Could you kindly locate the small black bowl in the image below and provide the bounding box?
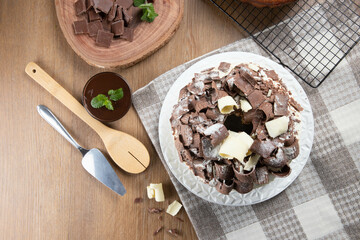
[82,72,132,122]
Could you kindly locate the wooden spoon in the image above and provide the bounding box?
[25,62,150,174]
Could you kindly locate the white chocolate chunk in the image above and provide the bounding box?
[218,96,238,114]
[265,116,289,138]
[147,183,165,202]
[240,99,252,113]
[244,154,260,171]
[150,183,165,202]
[267,89,272,97]
[166,200,183,216]
[147,186,155,199]
[219,131,254,162]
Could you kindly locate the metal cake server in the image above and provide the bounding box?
[37,105,126,196]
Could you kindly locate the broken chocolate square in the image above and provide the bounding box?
[120,27,134,41]
[95,0,113,14]
[111,20,124,36]
[107,3,118,21]
[73,19,89,34]
[87,7,101,21]
[114,6,123,21]
[88,20,103,37]
[115,0,133,9]
[101,20,112,32]
[75,0,87,15]
[122,7,133,24]
[95,30,114,47]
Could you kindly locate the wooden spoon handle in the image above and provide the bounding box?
[25,62,107,134]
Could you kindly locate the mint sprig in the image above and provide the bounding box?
[133,0,158,23]
[90,88,124,111]
[108,88,124,101]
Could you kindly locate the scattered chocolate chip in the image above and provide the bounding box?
[148,208,163,214]
[134,197,143,203]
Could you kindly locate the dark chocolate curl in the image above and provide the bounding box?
[283,138,299,160]
[250,139,277,158]
[255,166,269,185]
[270,164,292,177]
[215,179,234,195]
[234,179,254,194]
[179,125,193,147]
[258,102,274,121]
[215,162,234,180]
[262,148,288,169]
[233,165,256,183]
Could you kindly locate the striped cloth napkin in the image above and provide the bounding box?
[132,37,360,240]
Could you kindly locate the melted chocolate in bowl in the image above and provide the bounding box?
[83,72,132,122]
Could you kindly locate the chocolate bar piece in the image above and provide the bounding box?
[95,30,114,47]
[88,20,103,37]
[120,27,134,42]
[111,20,124,36]
[95,0,113,14]
[73,19,89,34]
[87,8,101,22]
[122,7,133,25]
[75,0,86,15]
[114,6,123,21]
[115,0,133,9]
[86,0,94,10]
[101,20,112,32]
[108,3,118,21]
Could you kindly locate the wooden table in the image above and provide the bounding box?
[0,1,245,239]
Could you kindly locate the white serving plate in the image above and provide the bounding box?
[159,52,314,206]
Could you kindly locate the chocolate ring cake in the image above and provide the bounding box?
[170,62,303,195]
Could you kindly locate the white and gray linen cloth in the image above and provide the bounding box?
[132,9,360,240]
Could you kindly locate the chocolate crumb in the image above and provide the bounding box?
[176,217,184,222]
[148,208,163,214]
[153,226,163,236]
[167,229,180,237]
[134,197,143,203]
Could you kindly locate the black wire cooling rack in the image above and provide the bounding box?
[209,0,360,88]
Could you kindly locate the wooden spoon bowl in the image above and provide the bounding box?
[55,0,184,68]
[25,62,150,174]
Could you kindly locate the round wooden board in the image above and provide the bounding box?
[55,0,184,68]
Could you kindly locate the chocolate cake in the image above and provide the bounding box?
[170,62,302,195]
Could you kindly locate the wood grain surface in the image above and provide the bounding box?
[0,0,245,239]
[55,0,184,68]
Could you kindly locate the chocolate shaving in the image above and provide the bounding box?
[258,101,274,121]
[283,138,299,160]
[203,123,229,146]
[218,62,231,72]
[274,93,289,116]
[148,208,163,214]
[153,226,163,236]
[234,75,254,96]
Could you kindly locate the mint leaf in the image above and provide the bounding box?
[91,94,108,108]
[108,88,124,101]
[104,99,114,110]
[134,0,145,7]
[138,3,158,23]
